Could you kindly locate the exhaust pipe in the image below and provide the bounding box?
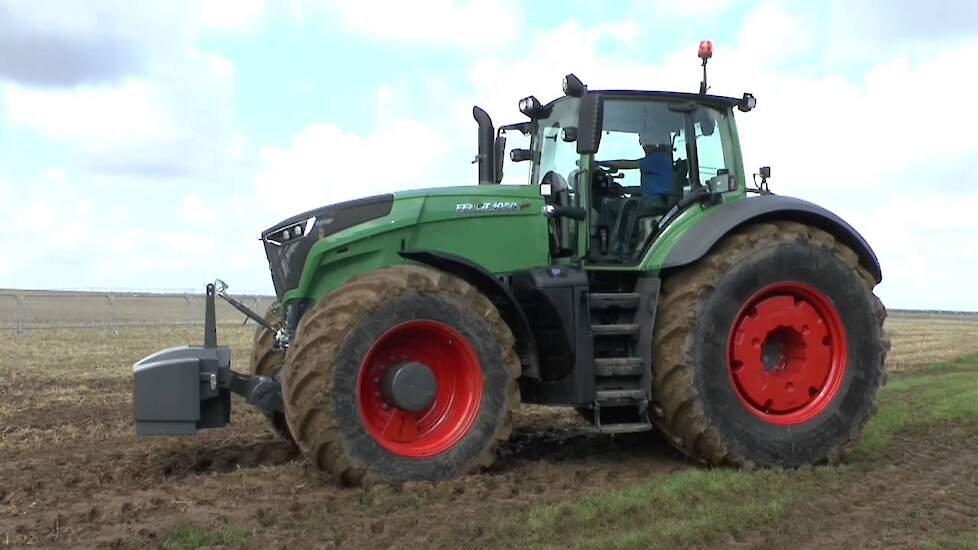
[472,106,494,185]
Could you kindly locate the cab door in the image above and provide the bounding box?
[536,123,589,262]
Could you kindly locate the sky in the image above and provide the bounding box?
[0,0,977,310]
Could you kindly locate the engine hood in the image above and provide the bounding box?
[261,194,394,297]
[262,185,546,300]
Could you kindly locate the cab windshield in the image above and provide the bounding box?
[591,98,733,261]
[522,95,735,263]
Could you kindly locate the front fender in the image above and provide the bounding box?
[282,197,426,304]
[660,195,882,283]
[400,250,540,378]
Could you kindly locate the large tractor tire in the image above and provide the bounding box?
[249,302,293,441]
[282,266,521,485]
[652,221,889,468]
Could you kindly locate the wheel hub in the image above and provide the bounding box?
[380,361,438,412]
[357,320,483,458]
[728,283,847,425]
[760,326,807,373]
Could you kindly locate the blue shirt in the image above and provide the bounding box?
[639,152,672,199]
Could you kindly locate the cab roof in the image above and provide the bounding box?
[593,90,743,108]
[543,90,743,111]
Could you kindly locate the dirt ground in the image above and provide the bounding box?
[1,313,977,549]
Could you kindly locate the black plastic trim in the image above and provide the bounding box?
[262,194,394,298]
[662,195,882,283]
[399,250,540,378]
[512,267,593,405]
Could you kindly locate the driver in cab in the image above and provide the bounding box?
[595,130,673,204]
[593,129,675,256]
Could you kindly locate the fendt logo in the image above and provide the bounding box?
[455,201,520,214]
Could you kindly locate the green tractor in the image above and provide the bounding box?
[133,43,888,484]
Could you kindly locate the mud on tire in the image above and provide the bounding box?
[250,301,292,441]
[652,221,890,467]
[282,266,521,485]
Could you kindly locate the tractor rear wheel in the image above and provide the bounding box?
[652,221,889,467]
[249,301,292,441]
[282,266,520,484]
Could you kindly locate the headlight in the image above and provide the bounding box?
[266,216,316,246]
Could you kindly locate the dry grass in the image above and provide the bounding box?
[884,313,978,371]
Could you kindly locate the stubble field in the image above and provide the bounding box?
[1,312,977,549]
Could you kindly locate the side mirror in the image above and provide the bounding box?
[576,93,603,155]
[493,134,506,183]
[759,166,771,179]
[707,169,734,194]
[698,113,716,136]
[561,127,577,142]
[510,148,532,162]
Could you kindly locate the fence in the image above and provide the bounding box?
[2,292,975,336]
[0,291,274,334]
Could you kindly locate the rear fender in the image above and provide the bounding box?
[659,195,882,283]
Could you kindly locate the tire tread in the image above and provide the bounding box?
[652,221,889,466]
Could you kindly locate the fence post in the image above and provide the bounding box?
[185,295,193,326]
[104,295,118,335]
[15,295,24,336]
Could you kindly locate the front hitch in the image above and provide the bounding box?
[132,283,284,436]
[215,279,290,350]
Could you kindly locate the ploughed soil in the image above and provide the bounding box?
[1,324,977,548]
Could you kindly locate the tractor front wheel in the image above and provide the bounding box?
[282,266,520,484]
[652,221,889,467]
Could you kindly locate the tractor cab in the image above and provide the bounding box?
[482,43,756,266]
[522,89,747,264]
[489,87,755,267]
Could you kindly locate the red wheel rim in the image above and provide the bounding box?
[727,283,847,425]
[357,320,483,458]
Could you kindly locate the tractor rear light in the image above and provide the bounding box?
[698,40,713,60]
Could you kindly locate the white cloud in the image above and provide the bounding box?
[3,48,237,178]
[290,0,520,49]
[177,194,215,225]
[199,0,266,32]
[4,81,174,144]
[0,172,235,291]
[734,3,814,65]
[644,0,737,18]
[0,1,248,179]
[254,120,450,220]
[0,1,240,87]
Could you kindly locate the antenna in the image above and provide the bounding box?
[698,40,713,94]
